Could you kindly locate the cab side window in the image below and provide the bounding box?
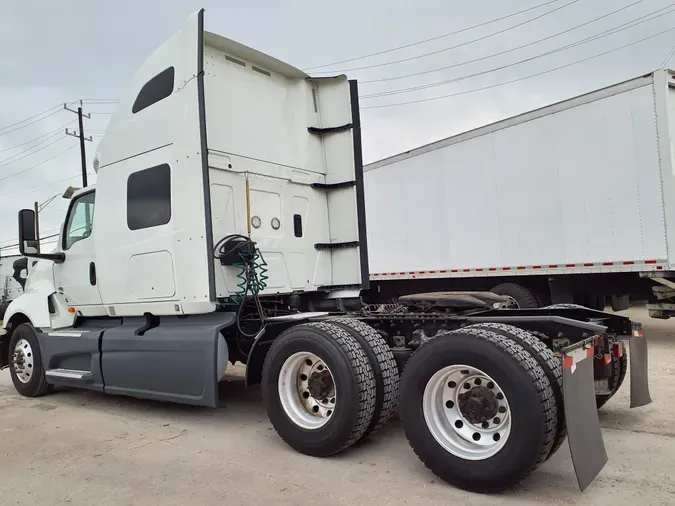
[63,191,95,250]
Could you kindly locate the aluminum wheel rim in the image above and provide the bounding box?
[278,352,336,430]
[423,364,511,460]
[12,338,34,384]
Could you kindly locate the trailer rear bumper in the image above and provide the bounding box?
[561,322,651,490]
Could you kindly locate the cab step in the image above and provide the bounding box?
[45,369,92,381]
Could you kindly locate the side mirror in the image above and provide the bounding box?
[17,209,65,263]
[18,209,38,255]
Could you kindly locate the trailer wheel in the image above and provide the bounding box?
[610,294,630,312]
[596,349,628,409]
[8,323,52,397]
[399,328,557,492]
[464,323,566,461]
[261,322,376,457]
[491,283,540,309]
[327,318,400,437]
[581,295,605,311]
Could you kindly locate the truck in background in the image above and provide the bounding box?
[0,9,651,494]
[0,254,27,321]
[364,69,675,318]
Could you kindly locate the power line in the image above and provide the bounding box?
[302,0,565,70]
[0,131,64,166]
[81,98,120,104]
[310,0,585,74]
[361,25,675,109]
[0,104,63,132]
[0,135,68,170]
[0,172,87,199]
[361,0,661,84]
[661,39,675,66]
[0,227,62,248]
[0,120,76,153]
[0,233,61,252]
[0,108,65,137]
[0,143,77,184]
[361,4,675,99]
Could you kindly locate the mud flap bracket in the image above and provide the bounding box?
[561,339,608,491]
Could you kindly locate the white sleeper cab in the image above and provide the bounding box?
[0,9,652,495]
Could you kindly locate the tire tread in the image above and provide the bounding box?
[327,318,400,436]
[491,283,540,308]
[466,323,566,460]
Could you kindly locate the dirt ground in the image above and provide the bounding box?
[1,308,674,505]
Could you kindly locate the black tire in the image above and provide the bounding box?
[580,295,605,311]
[0,301,8,321]
[8,323,52,397]
[399,328,557,493]
[261,322,376,457]
[326,318,400,437]
[544,303,586,309]
[464,323,566,460]
[491,283,540,308]
[610,294,630,312]
[532,289,551,308]
[596,348,628,409]
[593,295,606,311]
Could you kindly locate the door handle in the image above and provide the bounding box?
[89,262,96,286]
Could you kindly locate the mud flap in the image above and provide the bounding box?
[628,324,652,409]
[562,341,607,491]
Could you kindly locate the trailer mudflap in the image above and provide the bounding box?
[628,323,652,409]
[561,339,607,491]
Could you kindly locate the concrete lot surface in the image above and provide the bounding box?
[1,308,674,505]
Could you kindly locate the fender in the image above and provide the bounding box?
[3,291,53,331]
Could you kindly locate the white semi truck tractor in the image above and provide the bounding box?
[0,9,652,493]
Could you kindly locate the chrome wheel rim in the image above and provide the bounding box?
[278,352,336,430]
[12,338,34,384]
[423,364,511,460]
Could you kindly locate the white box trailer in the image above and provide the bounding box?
[364,69,675,318]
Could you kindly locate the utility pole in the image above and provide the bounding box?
[64,101,92,187]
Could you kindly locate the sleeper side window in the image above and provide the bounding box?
[132,67,175,114]
[127,164,172,231]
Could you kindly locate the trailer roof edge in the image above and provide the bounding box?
[365,69,665,173]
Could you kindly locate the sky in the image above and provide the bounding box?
[1,0,675,252]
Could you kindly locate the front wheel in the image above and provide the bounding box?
[261,322,376,457]
[8,323,52,397]
[399,328,557,493]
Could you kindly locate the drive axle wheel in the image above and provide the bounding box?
[424,365,511,460]
[465,323,567,461]
[262,322,376,457]
[327,318,400,438]
[8,323,52,397]
[399,328,557,493]
[278,351,337,429]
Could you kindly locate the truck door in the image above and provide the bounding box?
[53,190,103,311]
